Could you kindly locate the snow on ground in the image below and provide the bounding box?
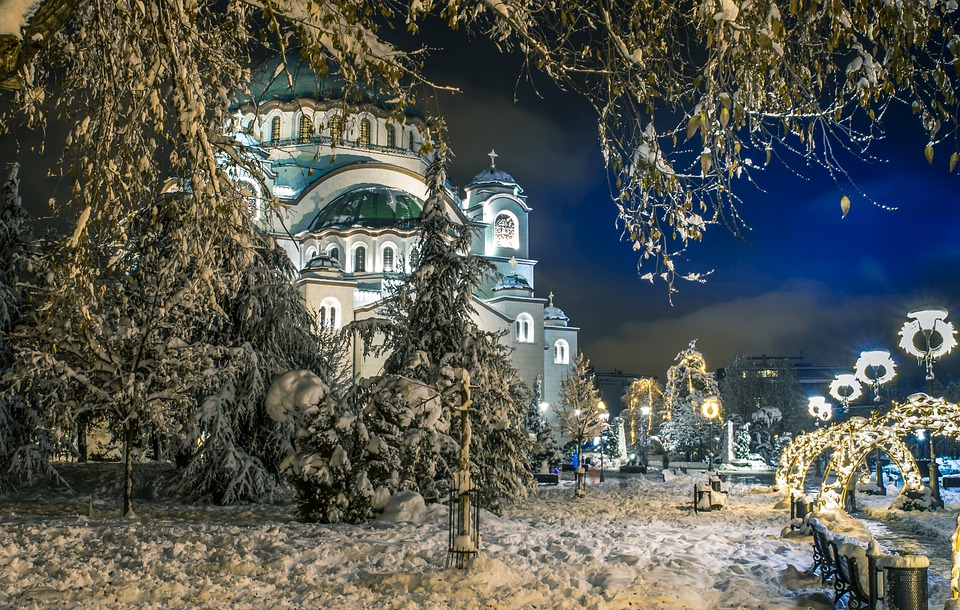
[0,464,950,609]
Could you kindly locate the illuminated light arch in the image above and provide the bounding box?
[883,392,960,440]
[815,426,923,511]
[779,420,865,499]
[776,425,833,492]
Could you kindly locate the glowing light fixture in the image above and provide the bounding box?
[701,396,721,419]
[899,308,957,380]
[807,396,834,422]
[854,350,897,401]
[829,373,863,407]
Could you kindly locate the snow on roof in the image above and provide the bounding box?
[0,0,40,37]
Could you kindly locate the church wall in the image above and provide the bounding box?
[480,195,529,261]
[542,326,579,415]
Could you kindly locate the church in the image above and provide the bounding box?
[231,54,579,411]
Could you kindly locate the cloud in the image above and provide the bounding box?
[582,286,913,379]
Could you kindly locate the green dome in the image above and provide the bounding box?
[238,50,423,118]
[309,187,424,231]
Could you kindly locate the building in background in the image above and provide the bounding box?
[230,52,579,410]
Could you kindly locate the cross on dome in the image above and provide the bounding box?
[488,149,498,168]
[509,256,517,271]
[548,292,555,307]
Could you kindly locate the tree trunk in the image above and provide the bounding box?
[123,421,136,518]
[76,417,88,463]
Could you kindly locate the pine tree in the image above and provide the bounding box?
[660,340,722,461]
[603,416,626,464]
[524,375,562,472]
[285,123,532,521]
[734,422,751,460]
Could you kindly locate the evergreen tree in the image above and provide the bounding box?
[659,340,721,460]
[524,376,563,472]
[621,377,664,454]
[602,416,626,463]
[734,422,751,460]
[285,124,532,521]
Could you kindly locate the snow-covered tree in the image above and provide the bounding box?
[719,354,806,437]
[524,375,563,472]
[284,128,531,521]
[2,0,958,299]
[621,377,664,454]
[734,422,751,461]
[602,415,626,464]
[660,340,721,460]
[554,353,605,463]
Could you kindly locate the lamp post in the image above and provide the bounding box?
[854,350,896,494]
[807,396,834,425]
[598,403,609,483]
[899,308,957,509]
[640,404,651,466]
[574,408,586,498]
[701,396,721,471]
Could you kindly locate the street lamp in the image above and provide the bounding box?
[828,373,863,413]
[701,396,721,471]
[574,408,586,498]
[854,349,897,494]
[639,404,651,466]
[598,403,609,483]
[899,308,957,509]
[807,396,833,423]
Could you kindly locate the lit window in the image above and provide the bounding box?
[382,246,395,272]
[494,213,518,249]
[354,245,366,272]
[270,116,281,142]
[329,115,344,144]
[359,118,371,146]
[554,339,570,364]
[299,114,313,142]
[516,312,534,343]
[760,369,780,378]
[386,124,396,148]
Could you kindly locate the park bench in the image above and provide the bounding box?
[809,520,836,585]
[835,545,871,609]
[533,473,559,485]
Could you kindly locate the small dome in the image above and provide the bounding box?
[302,252,343,273]
[467,166,517,188]
[544,292,569,326]
[544,305,568,322]
[309,186,424,231]
[494,273,533,293]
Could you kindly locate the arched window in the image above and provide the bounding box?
[326,244,340,262]
[554,339,570,364]
[304,246,317,266]
[270,116,282,142]
[408,130,416,152]
[494,212,519,249]
[515,312,534,343]
[359,118,371,146]
[382,245,395,272]
[386,124,396,148]
[299,114,314,142]
[318,297,341,330]
[328,115,344,144]
[353,245,366,272]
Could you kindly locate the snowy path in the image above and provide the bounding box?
[0,472,863,609]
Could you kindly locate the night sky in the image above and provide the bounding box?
[419,24,960,386]
[3,21,960,390]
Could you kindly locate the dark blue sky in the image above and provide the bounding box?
[423,26,960,386]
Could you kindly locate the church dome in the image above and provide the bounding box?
[544,293,569,326]
[467,166,517,188]
[238,50,423,119]
[494,273,533,293]
[309,186,424,231]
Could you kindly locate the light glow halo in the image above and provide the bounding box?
[899,308,957,360]
[854,350,897,386]
[829,374,863,404]
[701,396,721,419]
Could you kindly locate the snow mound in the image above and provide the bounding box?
[376,490,446,524]
[264,370,329,423]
